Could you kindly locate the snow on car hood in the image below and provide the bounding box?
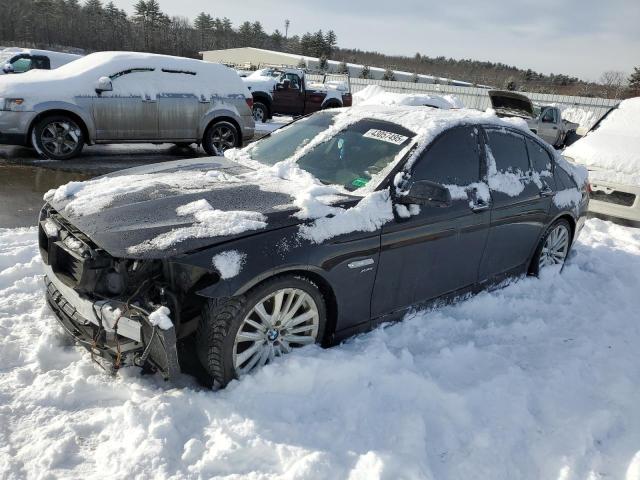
[564,97,640,187]
[45,158,305,259]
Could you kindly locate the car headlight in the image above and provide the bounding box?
[1,98,25,111]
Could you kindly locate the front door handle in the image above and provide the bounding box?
[540,186,554,198]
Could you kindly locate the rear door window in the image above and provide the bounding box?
[525,137,552,173]
[486,129,530,174]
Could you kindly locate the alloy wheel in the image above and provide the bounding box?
[40,121,81,157]
[539,224,570,270]
[210,124,237,154]
[233,288,320,375]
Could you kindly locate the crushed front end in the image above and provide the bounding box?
[39,205,184,379]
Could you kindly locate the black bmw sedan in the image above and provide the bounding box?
[39,106,589,386]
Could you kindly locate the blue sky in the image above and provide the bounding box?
[110,0,639,81]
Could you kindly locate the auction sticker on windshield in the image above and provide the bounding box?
[363,129,409,145]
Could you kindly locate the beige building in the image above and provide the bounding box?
[200,47,473,86]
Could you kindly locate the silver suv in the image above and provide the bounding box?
[0,51,255,159]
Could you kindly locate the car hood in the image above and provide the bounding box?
[488,90,534,119]
[48,157,304,259]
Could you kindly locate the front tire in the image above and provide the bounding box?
[196,276,327,387]
[530,219,572,276]
[32,115,85,160]
[202,120,239,156]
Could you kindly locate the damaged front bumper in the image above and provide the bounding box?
[44,263,180,379]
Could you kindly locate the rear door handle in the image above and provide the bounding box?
[471,202,491,212]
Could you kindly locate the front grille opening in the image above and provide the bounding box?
[590,190,636,207]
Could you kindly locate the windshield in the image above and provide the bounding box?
[248,112,416,191]
[0,53,15,64]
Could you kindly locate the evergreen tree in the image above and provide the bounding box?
[337,61,348,74]
[360,65,370,79]
[628,66,640,95]
[410,72,419,83]
[382,67,395,81]
[318,54,328,71]
[194,12,213,49]
[297,57,306,69]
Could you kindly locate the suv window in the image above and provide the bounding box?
[526,137,552,173]
[412,126,481,186]
[486,129,530,173]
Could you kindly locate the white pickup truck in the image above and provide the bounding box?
[488,91,579,148]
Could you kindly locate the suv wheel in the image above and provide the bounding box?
[196,275,327,387]
[252,102,268,123]
[33,115,85,160]
[202,120,238,156]
[530,219,571,275]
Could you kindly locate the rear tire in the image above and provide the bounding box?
[529,219,572,276]
[32,115,85,160]
[202,120,239,156]
[252,102,269,123]
[196,275,327,387]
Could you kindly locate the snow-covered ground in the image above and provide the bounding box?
[254,115,293,136]
[1,219,640,479]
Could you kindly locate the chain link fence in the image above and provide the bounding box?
[308,74,619,132]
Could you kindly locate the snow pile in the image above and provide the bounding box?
[212,250,247,279]
[0,51,251,105]
[148,306,173,330]
[564,98,640,186]
[127,200,267,254]
[2,219,640,478]
[559,106,597,130]
[353,85,461,109]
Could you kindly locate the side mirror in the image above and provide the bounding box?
[397,180,451,207]
[95,76,113,93]
[3,63,14,74]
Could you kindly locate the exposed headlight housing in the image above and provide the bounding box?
[1,98,25,111]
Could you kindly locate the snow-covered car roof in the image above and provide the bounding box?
[353,85,463,110]
[564,97,640,186]
[0,51,251,100]
[0,47,82,69]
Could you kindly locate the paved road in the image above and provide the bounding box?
[0,143,208,228]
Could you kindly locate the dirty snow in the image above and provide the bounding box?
[148,306,173,330]
[2,219,640,479]
[564,97,640,187]
[212,250,247,279]
[127,200,267,254]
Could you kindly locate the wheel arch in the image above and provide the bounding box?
[29,109,92,145]
[203,115,243,147]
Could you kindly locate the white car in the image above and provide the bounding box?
[1,48,81,74]
[564,97,640,223]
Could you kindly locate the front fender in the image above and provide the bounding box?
[32,100,96,141]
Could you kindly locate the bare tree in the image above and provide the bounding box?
[599,70,626,99]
